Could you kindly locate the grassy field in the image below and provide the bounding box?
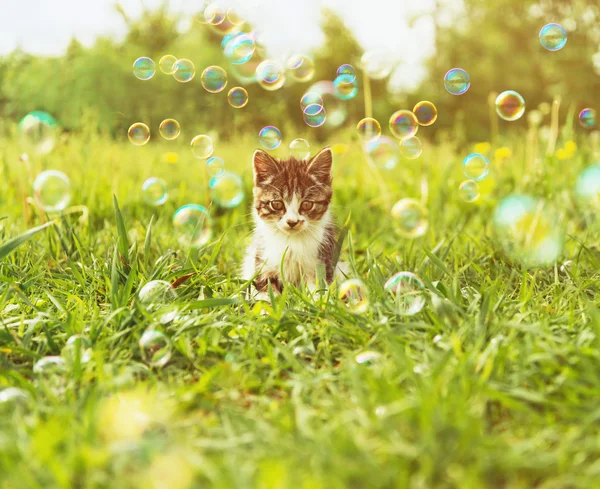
[1,121,600,489]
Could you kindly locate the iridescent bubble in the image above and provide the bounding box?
[172,59,196,83]
[256,60,286,90]
[159,119,180,140]
[128,122,150,146]
[389,110,419,140]
[579,108,596,129]
[227,87,249,108]
[413,101,438,126]
[399,136,423,159]
[201,66,228,93]
[300,92,323,110]
[190,135,214,159]
[139,330,172,367]
[224,33,255,64]
[0,388,32,413]
[355,351,383,366]
[458,180,480,202]
[303,104,327,128]
[159,55,177,75]
[133,57,155,80]
[172,204,213,248]
[361,52,392,80]
[62,335,92,365]
[575,164,600,209]
[444,68,470,95]
[337,64,356,82]
[142,177,168,206]
[495,91,526,121]
[463,153,490,181]
[258,126,282,150]
[139,280,177,323]
[226,7,245,26]
[333,74,358,101]
[290,138,310,159]
[384,272,426,316]
[365,136,399,170]
[539,23,567,51]
[18,111,58,155]
[33,170,71,212]
[206,156,225,177]
[286,54,315,82]
[204,3,226,25]
[338,279,369,314]
[209,171,245,208]
[391,199,428,238]
[306,81,347,128]
[356,118,381,142]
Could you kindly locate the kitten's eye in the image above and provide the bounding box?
[300,201,314,211]
[270,200,285,211]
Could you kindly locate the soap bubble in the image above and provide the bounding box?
[361,52,392,79]
[206,156,225,177]
[128,123,150,146]
[33,170,71,212]
[337,64,356,82]
[306,81,347,128]
[33,356,67,387]
[413,101,438,126]
[159,119,180,140]
[142,177,168,206]
[226,7,245,26]
[286,54,315,82]
[300,92,323,110]
[62,335,92,365]
[539,23,567,51]
[290,138,311,159]
[391,199,428,238]
[172,59,196,83]
[256,60,286,90]
[139,280,177,324]
[365,136,399,170]
[159,55,177,75]
[224,33,255,64]
[227,87,249,108]
[444,68,470,95]
[357,118,381,142]
[399,136,423,159]
[18,111,58,155]
[303,104,327,128]
[139,330,172,367]
[333,74,358,101]
[190,135,214,159]
[389,110,419,140]
[459,180,480,202]
[579,108,596,129]
[133,57,155,80]
[203,3,226,25]
[173,204,213,248]
[495,90,526,121]
[209,171,245,208]
[575,164,600,210]
[463,153,489,181]
[338,279,369,314]
[384,272,426,316]
[201,65,228,92]
[258,126,282,150]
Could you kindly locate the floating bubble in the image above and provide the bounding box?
[62,335,92,365]
[206,157,225,177]
[575,164,600,209]
[361,52,392,79]
[190,135,214,159]
[33,170,71,212]
[399,136,423,159]
[258,126,282,150]
[389,110,419,140]
[139,280,177,322]
[444,68,470,95]
[128,123,150,146]
[133,57,155,80]
[139,330,172,367]
[462,153,490,181]
[286,54,315,82]
[391,199,428,238]
[307,81,347,128]
[495,90,526,121]
[201,65,228,93]
[539,23,567,51]
[227,87,249,108]
[290,138,310,159]
[159,55,177,75]
[303,104,327,128]
[0,388,32,414]
[159,119,180,140]
[333,74,358,101]
[579,108,596,129]
[18,111,58,155]
[355,351,383,366]
[142,177,168,206]
[365,136,399,170]
[224,33,255,64]
[459,180,480,202]
[384,272,426,316]
[413,101,438,126]
[204,3,226,25]
[338,279,369,314]
[173,204,213,248]
[226,7,244,26]
[300,92,323,110]
[356,118,381,142]
[337,64,356,82]
[172,59,196,83]
[209,171,245,208]
[256,60,286,90]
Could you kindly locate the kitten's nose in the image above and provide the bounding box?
[287,219,300,228]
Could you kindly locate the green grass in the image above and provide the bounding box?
[1,127,600,489]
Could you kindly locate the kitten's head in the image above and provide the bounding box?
[252,147,333,235]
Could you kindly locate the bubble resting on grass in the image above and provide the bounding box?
[139,280,178,323]
[172,204,213,248]
[139,330,172,367]
[338,279,369,314]
[384,272,426,316]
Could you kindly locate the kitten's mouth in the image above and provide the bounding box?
[279,225,305,235]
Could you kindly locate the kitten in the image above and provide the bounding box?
[242,147,342,295]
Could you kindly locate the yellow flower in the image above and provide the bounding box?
[473,142,491,155]
[331,143,348,155]
[556,148,567,160]
[494,147,512,161]
[163,152,179,164]
[564,140,577,154]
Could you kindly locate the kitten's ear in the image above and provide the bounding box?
[307,147,333,184]
[253,150,278,185]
